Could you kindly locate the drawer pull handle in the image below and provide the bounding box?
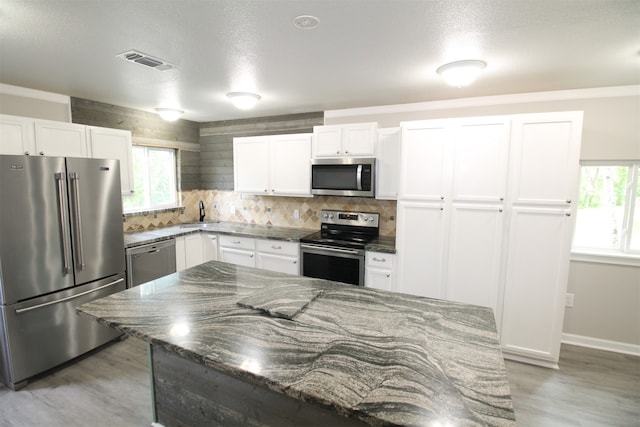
[271,245,282,250]
[232,240,241,244]
[372,257,386,262]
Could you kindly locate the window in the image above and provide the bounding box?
[123,146,177,212]
[572,162,639,257]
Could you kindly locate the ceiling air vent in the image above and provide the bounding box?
[116,50,177,72]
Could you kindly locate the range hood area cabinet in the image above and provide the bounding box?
[395,111,583,368]
[233,133,312,197]
[312,122,377,158]
[0,114,134,195]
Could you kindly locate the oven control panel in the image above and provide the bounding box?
[320,210,379,228]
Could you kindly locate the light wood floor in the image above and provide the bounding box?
[1,338,638,426]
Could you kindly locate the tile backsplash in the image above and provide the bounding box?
[124,190,397,236]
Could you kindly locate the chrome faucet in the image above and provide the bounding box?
[199,201,205,222]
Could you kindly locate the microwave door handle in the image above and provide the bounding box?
[356,164,363,191]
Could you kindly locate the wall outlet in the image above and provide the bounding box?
[293,209,300,219]
[565,293,575,308]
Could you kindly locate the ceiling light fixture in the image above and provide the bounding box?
[155,108,184,122]
[227,92,261,110]
[293,15,320,30]
[436,60,487,87]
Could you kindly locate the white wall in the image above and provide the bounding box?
[0,83,71,122]
[325,86,640,349]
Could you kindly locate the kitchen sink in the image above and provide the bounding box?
[180,221,220,229]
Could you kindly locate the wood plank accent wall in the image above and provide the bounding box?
[199,112,324,190]
[70,97,202,190]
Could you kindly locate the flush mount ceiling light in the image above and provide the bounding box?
[227,92,261,110]
[293,15,320,30]
[155,108,184,122]
[436,60,487,87]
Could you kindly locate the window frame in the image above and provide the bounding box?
[123,145,179,213]
[571,160,640,266]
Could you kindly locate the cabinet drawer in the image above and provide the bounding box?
[366,251,394,269]
[219,235,255,251]
[256,239,299,256]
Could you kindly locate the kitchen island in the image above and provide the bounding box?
[78,261,515,426]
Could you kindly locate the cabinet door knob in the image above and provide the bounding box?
[293,260,297,264]
[39,151,44,155]
[386,274,390,278]
[441,196,444,200]
[565,212,571,217]
[264,189,268,193]
[566,200,572,204]
[336,150,340,154]
[498,208,503,212]
[24,151,30,155]
[499,197,504,201]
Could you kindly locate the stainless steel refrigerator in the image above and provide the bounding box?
[0,155,126,390]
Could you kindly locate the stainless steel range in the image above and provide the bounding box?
[300,210,379,286]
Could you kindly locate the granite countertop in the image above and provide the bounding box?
[78,261,515,426]
[124,221,397,253]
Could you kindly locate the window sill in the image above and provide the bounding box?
[570,250,640,267]
[123,206,185,218]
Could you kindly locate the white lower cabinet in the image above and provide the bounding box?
[219,235,256,268]
[500,207,574,367]
[445,204,504,316]
[256,239,299,275]
[202,233,218,262]
[176,234,205,271]
[365,251,395,291]
[396,201,446,298]
[175,236,186,272]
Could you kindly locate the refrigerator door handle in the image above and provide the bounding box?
[14,278,125,314]
[69,172,86,271]
[55,172,72,274]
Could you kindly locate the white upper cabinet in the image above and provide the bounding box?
[34,119,88,157]
[234,133,312,197]
[1,116,135,196]
[233,136,270,194]
[269,134,312,196]
[0,114,36,155]
[508,112,583,207]
[451,118,510,203]
[375,127,400,200]
[87,126,134,195]
[312,122,377,158]
[399,120,451,201]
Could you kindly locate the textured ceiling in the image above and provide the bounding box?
[0,0,638,122]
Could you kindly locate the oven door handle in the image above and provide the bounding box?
[300,244,361,256]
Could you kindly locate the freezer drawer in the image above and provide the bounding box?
[0,274,126,390]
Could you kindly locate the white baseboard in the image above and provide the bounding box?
[562,333,640,357]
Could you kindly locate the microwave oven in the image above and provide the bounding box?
[311,157,375,197]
